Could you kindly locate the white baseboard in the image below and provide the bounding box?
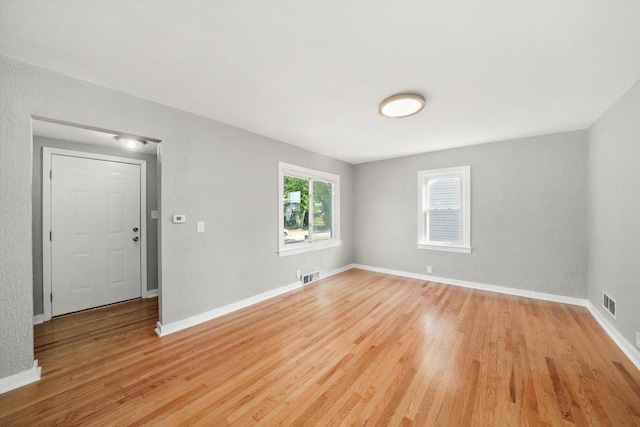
[587,302,640,371]
[352,264,587,306]
[353,263,640,371]
[156,264,354,337]
[156,280,304,336]
[33,314,44,325]
[320,263,355,279]
[0,360,41,395]
[152,262,640,372]
[146,289,159,298]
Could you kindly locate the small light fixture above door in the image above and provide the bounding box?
[115,135,147,150]
[378,93,425,118]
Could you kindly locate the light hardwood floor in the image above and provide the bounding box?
[1,269,639,425]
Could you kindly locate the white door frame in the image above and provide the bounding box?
[42,147,147,321]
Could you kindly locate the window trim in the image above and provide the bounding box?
[278,162,341,256]
[417,165,471,253]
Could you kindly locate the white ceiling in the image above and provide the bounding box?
[2,1,640,164]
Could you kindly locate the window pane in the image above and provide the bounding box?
[427,176,461,244]
[428,209,461,244]
[283,176,309,244]
[312,180,333,241]
[428,177,460,209]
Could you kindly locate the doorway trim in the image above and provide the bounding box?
[42,147,147,321]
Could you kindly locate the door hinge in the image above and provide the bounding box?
[50,293,53,302]
[50,231,52,241]
[50,169,52,179]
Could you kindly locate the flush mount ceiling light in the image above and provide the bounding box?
[115,135,147,150]
[378,93,425,118]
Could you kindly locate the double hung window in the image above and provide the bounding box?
[418,166,471,253]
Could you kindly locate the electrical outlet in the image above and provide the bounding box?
[296,270,301,279]
[427,266,433,274]
[636,331,640,349]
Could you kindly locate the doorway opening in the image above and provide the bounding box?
[31,117,162,324]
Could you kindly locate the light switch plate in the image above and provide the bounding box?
[151,210,158,219]
[197,221,205,232]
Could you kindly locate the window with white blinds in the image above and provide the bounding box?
[418,166,471,253]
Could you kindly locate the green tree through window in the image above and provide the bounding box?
[279,162,340,255]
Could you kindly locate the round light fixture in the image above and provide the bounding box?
[115,136,147,150]
[378,93,425,118]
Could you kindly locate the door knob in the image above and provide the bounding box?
[133,236,139,242]
[133,227,139,232]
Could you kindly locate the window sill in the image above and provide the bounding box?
[417,243,471,254]
[278,240,342,257]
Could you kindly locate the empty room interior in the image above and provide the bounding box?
[1,1,640,425]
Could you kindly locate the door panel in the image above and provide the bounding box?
[51,155,141,316]
[107,249,126,286]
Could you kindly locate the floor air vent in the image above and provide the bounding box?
[303,271,320,284]
[603,291,616,318]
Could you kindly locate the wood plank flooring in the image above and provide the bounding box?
[1,269,639,425]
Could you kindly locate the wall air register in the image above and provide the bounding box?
[603,291,616,318]
[303,271,320,284]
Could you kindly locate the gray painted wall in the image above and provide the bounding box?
[2,50,636,384]
[587,79,640,352]
[353,131,589,297]
[31,136,159,316]
[0,55,353,379]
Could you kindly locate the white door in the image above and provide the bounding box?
[51,154,142,316]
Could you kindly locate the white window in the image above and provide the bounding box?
[279,162,341,256]
[418,166,471,253]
